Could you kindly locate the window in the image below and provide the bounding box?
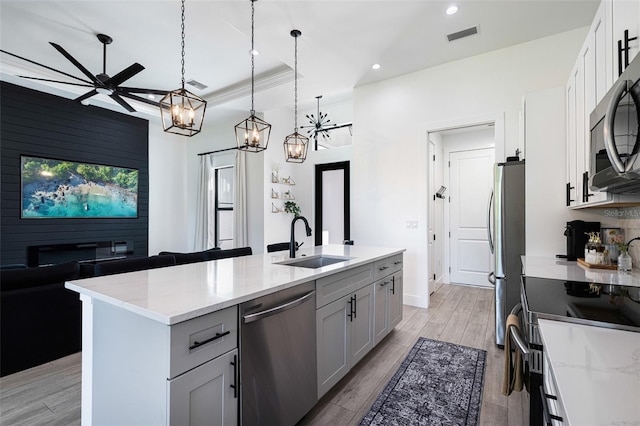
[214,166,234,249]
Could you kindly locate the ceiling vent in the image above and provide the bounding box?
[186,79,208,90]
[447,26,479,42]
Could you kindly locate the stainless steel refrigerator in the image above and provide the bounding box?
[487,160,525,347]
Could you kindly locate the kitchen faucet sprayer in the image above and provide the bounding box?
[290,216,312,258]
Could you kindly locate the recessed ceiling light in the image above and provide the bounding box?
[372,63,381,70]
[446,5,458,15]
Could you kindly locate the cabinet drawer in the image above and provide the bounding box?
[169,306,238,379]
[316,264,373,308]
[373,254,403,281]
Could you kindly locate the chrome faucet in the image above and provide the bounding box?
[290,216,312,258]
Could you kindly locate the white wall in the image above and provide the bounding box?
[263,97,353,252]
[148,123,189,255]
[352,27,588,308]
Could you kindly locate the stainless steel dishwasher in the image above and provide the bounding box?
[240,281,317,426]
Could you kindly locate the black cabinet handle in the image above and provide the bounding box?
[565,182,575,206]
[539,386,563,425]
[582,172,594,203]
[391,276,396,295]
[347,297,354,322]
[379,280,390,287]
[352,295,357,319]
[230,354,238,399]
[393,261,402,265]
[189,330,231,351]
[618,29,638,76]
[378,266,389,271]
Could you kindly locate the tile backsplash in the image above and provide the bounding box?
[571,206,640,268]
[619,208,640,267]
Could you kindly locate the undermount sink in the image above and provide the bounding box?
[276,255,353,269]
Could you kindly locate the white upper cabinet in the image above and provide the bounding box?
[611,0,640,78]
[565,0,640,208]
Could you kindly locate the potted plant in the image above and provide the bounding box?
[284,201,301,217]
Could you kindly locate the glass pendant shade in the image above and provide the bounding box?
[284,131,309,163]
[160,88,206,137]
[235,113,271,152]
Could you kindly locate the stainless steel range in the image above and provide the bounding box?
[512,276,640,426]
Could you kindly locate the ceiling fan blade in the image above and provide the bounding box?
[16,75,95,88]
[50,42,101,85]
[117,86,169,96]
[109,94,136,112]
[75,89,98,102]
[1,49,93,84]
[104,63,144,87]
[118,92,161,107]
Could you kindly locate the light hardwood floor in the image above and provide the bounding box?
[0,283,527,425]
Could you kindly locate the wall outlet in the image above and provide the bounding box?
[406,220,418,229]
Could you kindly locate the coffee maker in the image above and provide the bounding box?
[560,220,601,261]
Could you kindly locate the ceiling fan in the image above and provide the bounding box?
[0,33,168,112]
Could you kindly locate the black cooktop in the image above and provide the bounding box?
[522,276,640,331]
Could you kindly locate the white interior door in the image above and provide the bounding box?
[449,148,494,286]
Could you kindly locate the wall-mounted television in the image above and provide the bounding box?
[21,156,138,218]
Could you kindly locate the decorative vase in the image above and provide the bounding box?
[618,250,632,272]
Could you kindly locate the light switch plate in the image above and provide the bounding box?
[406,220,418,229]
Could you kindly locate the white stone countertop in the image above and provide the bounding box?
[522,256,640,287]
[538,319,640,425]
[65,244,404,325]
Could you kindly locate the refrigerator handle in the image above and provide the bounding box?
[487,189,494,254]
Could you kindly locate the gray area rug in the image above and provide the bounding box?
[360,337,486,426]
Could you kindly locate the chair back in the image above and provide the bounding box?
[209,247,253,260]
[94,255,176,276]
[267,242,290,253]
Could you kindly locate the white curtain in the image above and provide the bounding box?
[194,154,214,251]
[233,150,248,247]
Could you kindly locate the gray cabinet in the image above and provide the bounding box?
[373,277,390,344]
[316,293,351,397]
[373,265,403,346]
[316,283,374,398]
[168,349,238,426]
[90,302,238,425]
[389,270,403,329]
[350,284,375,366]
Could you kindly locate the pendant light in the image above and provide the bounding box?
[235,0,271,152]
[283,30,308,163]
[159,0,207,137]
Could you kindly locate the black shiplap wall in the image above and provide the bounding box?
[1,82,149,265]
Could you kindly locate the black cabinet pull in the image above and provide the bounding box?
[353,295,357,319]
[582,172,594,203]
[539,386,563,425]
[565,182,574,206]
[618,29,638,76]
[230,354,238,399]
[347,297,354,322]
[189,330,231,351]
[379,280,390,287]
[391,276,396,295]
[393,261,402,265]
[378,266,389,271]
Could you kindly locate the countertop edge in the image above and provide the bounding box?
[65,246,406,325]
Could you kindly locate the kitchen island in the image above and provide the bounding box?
[66,244,404,425]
